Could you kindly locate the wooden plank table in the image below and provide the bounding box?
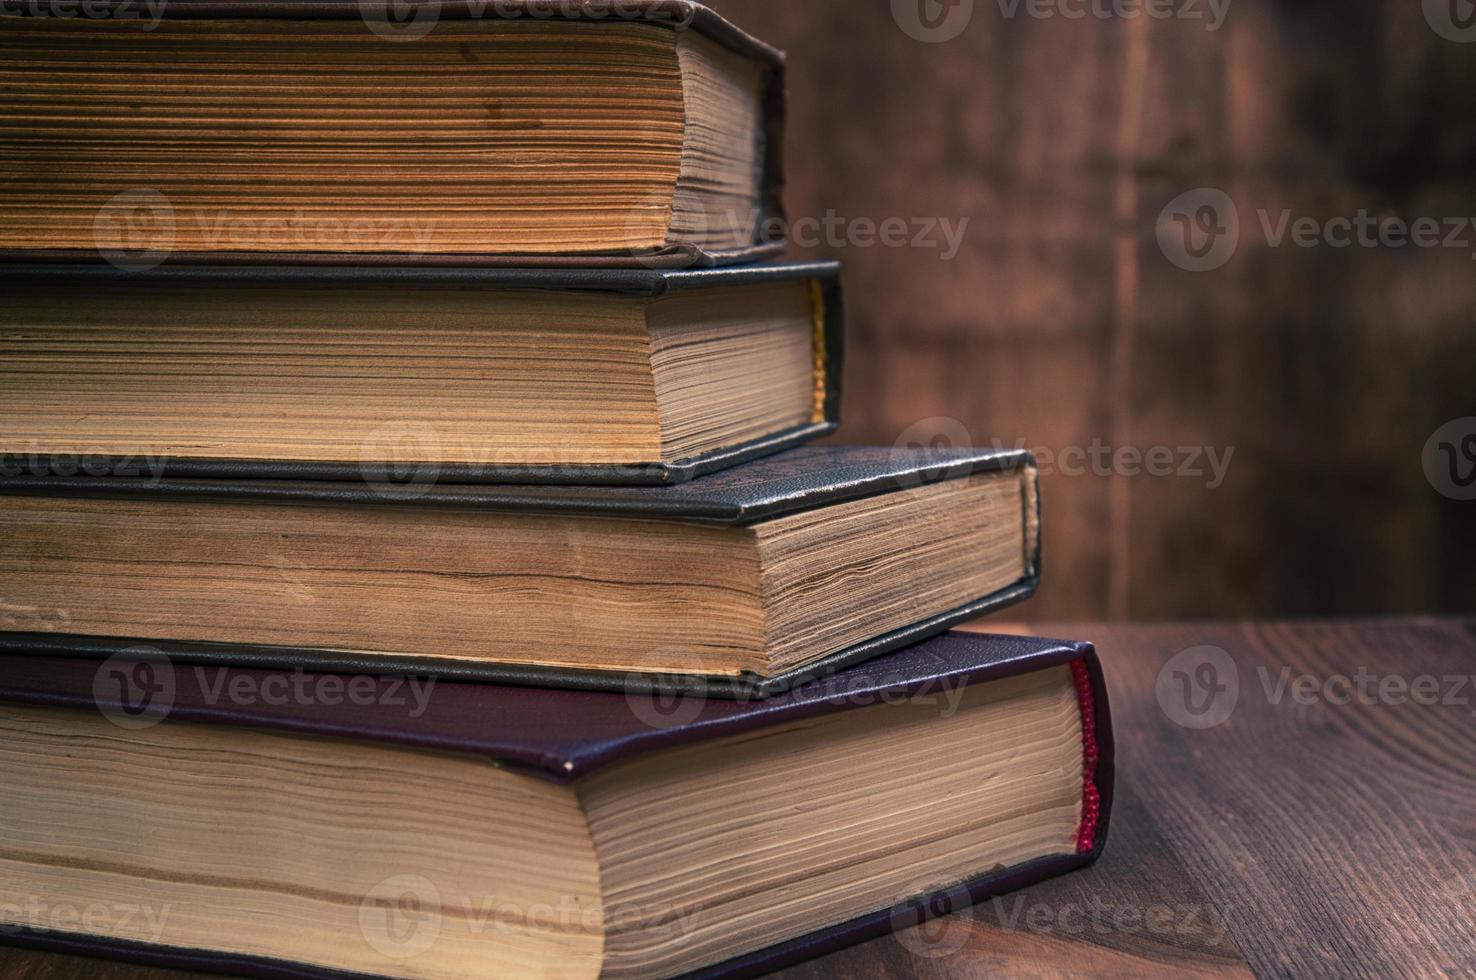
[3,619,1473,978]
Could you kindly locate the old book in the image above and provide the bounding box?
[0,262,841,485]
[0,446,1041,697]
[0,1,786,267]
[0,631,1113,979]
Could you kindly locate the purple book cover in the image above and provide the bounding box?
[0,630,1114,979]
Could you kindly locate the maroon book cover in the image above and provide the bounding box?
[0,630,1113,979]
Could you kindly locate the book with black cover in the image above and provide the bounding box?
[0,446,1042,697]
[0,261,843,486]
[0,630,1113,980]
[0,0,788,268]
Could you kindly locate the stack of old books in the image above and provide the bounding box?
[0,4,1112,978]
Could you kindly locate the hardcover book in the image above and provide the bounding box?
[0,446,1042,697]
[0,262,842,485]
[0,630,1113,979]
[0,1,786,267]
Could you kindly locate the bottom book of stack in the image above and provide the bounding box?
[0,631,1113,980]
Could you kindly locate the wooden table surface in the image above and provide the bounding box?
[3,618,1474,979]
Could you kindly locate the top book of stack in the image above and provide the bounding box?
[0,1,786,268]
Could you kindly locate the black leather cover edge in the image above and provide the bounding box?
[1,1,787,71]
[0,243,790,271]
[1,262,841,485]
[0,448,1036,527]
[0,260,838,295]
[0,422,840,488]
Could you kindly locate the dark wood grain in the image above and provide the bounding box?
[4,619,1473,979]
[781,618,1476,979]
[704,0,1476,622]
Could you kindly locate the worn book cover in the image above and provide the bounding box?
[0,261,843,486]
[0,446,1042,697]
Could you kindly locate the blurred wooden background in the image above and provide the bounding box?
[706,0,1476,621]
